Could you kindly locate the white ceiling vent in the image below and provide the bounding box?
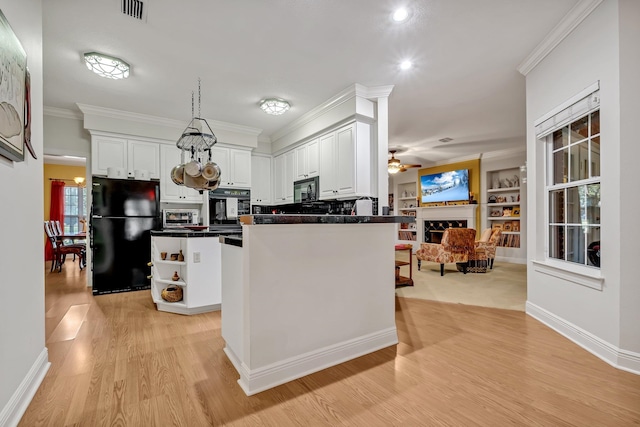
[439,137,453,143]
[121,0,146,21]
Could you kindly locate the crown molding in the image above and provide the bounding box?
[75,103,263,136]
[269,85,358,142]
[517,0,604,76]
[355,84,395,99]
[43,106,83,120]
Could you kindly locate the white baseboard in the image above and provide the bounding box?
[0,348,50,427]
[156,302,220,315]
[526,302,640,375]
[225,327,399,396]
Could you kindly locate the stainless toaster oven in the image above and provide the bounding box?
[162,209,200,228]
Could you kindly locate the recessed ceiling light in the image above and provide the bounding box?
[392,8,409,22]
[400,60,412,70]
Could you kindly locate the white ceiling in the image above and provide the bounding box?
[42,0,578,167]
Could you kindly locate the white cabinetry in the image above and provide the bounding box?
[294,139,319,180]
[160,144,203,203]
[318,122,372,200]
[251,155,272,204]
[273,150,295,204]
[91,135,160,179]
[210,146,252,188]
[150,235,222,315]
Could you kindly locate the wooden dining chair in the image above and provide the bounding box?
[44,221,86,272]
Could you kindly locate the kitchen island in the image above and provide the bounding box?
[220,214,414,395]
[150,228,241,315]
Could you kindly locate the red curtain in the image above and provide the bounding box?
[46,180,65,261]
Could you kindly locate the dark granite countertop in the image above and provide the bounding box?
[239,214,415,225]
[151,228,243,238]
[219,235,243,247]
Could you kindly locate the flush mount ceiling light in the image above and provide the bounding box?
[259,98,290,115]
[83,52,130,79]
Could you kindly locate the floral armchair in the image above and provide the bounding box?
[474,228,502,270]
[416,228,477,276]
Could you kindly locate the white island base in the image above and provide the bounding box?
[220,220,399,396]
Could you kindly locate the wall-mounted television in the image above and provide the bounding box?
[420,169,470,204]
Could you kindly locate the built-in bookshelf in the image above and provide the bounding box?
[396,182,418,242]
[486,168,521,248]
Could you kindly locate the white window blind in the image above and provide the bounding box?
[534,81,600,139]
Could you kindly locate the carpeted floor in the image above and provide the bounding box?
[394,253,527,311]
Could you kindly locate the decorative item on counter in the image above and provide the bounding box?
[178,250,184,262]
[172,271,180,281]
[170,253,179,261]
[160,252,167,260]
[161,285,183,302]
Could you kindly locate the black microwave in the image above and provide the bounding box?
[294,176,319,203]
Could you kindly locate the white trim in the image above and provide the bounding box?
[531,259,603,290]
[156,302,220,315]
[226,327,398,396]
[517,0,604,76]
[76,103,263,136]
[355,84,395,99]
[0,348,51,427]
[269,85,358,142]
[534,81,600,126]
[526,302,640,375]
[495,255,527,265]
[43,106,83,120]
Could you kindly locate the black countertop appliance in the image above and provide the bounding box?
[90,177,161,295]
[209,188,250,230]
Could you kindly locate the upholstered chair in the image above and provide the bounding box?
[475,228,502,269]
[416,228,477,276]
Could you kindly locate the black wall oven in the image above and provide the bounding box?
[209,188,250,227]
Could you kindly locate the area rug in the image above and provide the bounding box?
[394,255,527,311]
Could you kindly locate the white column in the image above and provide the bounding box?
[376,96,389,215]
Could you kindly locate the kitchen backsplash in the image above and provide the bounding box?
[252,198,379,215]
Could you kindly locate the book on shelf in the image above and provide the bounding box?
[398,230,417,241]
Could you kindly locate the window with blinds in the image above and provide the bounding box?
[537,82,601,269]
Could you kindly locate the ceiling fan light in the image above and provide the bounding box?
[388,163,401,174]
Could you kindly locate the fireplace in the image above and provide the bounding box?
[424,220,468,244]
[417,204,478,244]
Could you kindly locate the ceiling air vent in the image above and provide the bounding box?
[121,0,146,21]
[439,137,453,143]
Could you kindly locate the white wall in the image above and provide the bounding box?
[525,0,639,366]
[43,115,90,157]
[617,0,640,354]
[0,1,48,425]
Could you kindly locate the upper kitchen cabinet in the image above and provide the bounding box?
[160,144,204,203]
[294,139,319,180]
[210,146,252,188]
[319,122,372,200]
[273,150,295,204]
[91,135,160,179]
[251,154,272,204]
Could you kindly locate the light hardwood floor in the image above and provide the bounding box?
[19,260,640,426]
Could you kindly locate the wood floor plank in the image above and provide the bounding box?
[18,263,640,426]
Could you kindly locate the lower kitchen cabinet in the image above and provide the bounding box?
[150,235,222,315]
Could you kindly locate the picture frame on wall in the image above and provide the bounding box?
[0,9,28,162]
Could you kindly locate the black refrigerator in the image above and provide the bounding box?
[91,177,161,295]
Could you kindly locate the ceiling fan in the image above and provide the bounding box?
[388,150,421,174]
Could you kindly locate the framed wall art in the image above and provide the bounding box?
[0,9,27,162]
